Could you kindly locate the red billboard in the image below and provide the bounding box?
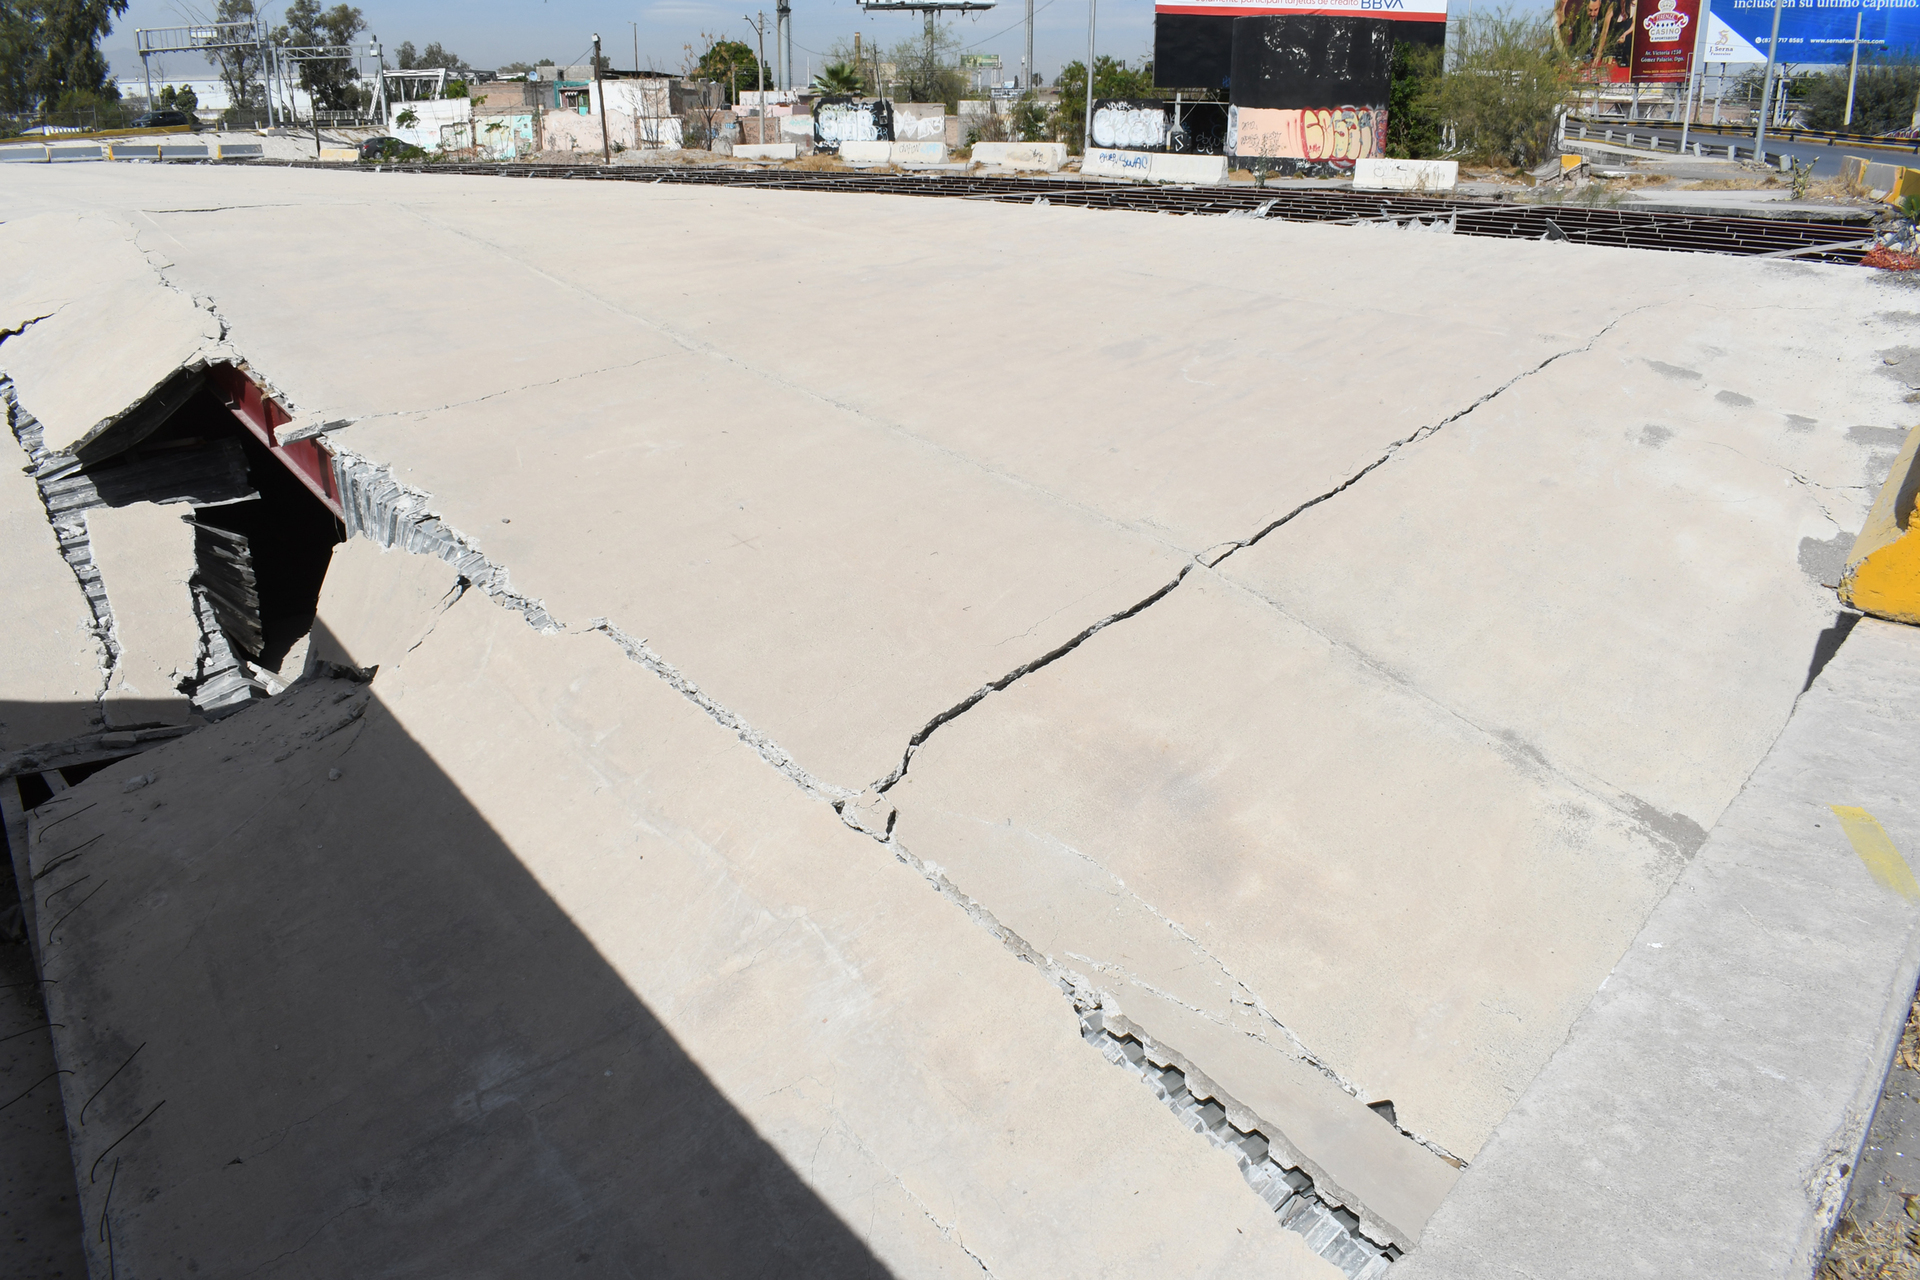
[1629,0,1700,84]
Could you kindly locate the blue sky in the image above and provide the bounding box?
[106,0,1178,88]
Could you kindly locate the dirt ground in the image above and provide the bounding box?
[1822,992,1920,1280]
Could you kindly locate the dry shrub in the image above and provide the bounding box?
[1898,992,1920,1072]
[1432,8,1575,167]
[785,152,848,171]
[1822,1218,1920,1280]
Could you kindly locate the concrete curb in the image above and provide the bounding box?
[1396,617,1920,1278]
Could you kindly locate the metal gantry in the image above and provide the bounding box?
[134,22,275,125]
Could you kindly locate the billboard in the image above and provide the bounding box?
[1695,0,1920,62]
[1155,0,1443,89]
[1630,0,1701,80]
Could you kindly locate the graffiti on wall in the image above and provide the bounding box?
[892,107,946,140]
[1226,105,1386,164]
[1091,102,1169,151]
[813,97,894,150]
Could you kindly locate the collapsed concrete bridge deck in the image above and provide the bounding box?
[1,161,1918,1278]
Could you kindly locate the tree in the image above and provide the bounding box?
[694,36,766,103]
[420,41,470,72]
[810,60,865,95]
[272,0,366,112]
[201,0,265,114]
[498,61,535,76]
[1432,9,1571,165]
[0,1,39,114]
[1012,94,1048,142]
[885,20,963,105]
[1052,56,1156,151]
[29,0,129,111]
[1802,58,1920,134]
[1386,40,1443,158]
[158,82,199,114]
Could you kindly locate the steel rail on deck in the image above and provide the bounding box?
[252,158,1877,264]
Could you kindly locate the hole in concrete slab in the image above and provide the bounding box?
[57,759,126,788]
[14,773,54,811]
[1367,1099,1398,1127]
[130,385,343,675]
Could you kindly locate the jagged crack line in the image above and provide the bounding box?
[3,381,119,708]
[870,309,1644,797]
[871,565,1193,794]
[590,621,853,804]
[328,445,559,631]
[1215,306,1649,567]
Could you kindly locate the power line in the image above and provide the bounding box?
[961,0,1056,52]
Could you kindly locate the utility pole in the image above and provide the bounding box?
[1082,0,1096,154]
[746,11,769,145]
[1844,7,1863,127]
[1753,0,1784,162]
[594,32,611,161]
[1679,0,1704,151]
[370,35,387,128]
[1026,0,1035,91]
[779,0,792,91]
[632,21,640,76]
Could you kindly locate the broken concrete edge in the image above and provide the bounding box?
[0,725,196,782]
[861,812,1405,1267]
[4,379,259,725]
[1840,421,1920,624]
[1095,1006,1409,1255]
[5,381,118,697]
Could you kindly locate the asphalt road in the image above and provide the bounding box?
[1571,119,1920,178]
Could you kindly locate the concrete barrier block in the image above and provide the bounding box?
[159,144,209,160]
[0,145,48,163]
[108,143,161,161]
[734,143,797,160]
[213,142,264,160]
[48,145,102,162]
[969,141,1069,171]
[1354,158,1459,192]
[889,141,948,167]
[1082,147,1154,179]
[838,141,893,165]
[1148,152,1228,185]
[318,147,358,163]
[1840,423,1920,624]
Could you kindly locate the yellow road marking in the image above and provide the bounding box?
[1832,806,1920,902]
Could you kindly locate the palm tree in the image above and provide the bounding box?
[810,61,865,96]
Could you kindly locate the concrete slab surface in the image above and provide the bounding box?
[0,213,219,455]
[86,503,198,728]
[1,161,1918,1272]
[0,905,85,1280]
[1395,617,1920,1278]
[23,542,1338,1279]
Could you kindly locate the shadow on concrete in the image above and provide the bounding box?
[1,641,891,1278]
[1804,610,1863,692]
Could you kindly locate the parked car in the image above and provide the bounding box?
[131,110,194,130]
[359,136,426,162]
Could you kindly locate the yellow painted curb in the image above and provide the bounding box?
[1839,422,1920,624]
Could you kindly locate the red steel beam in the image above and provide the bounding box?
[204,363,342,519]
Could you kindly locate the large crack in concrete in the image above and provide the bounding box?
[3,294,1641,1273]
